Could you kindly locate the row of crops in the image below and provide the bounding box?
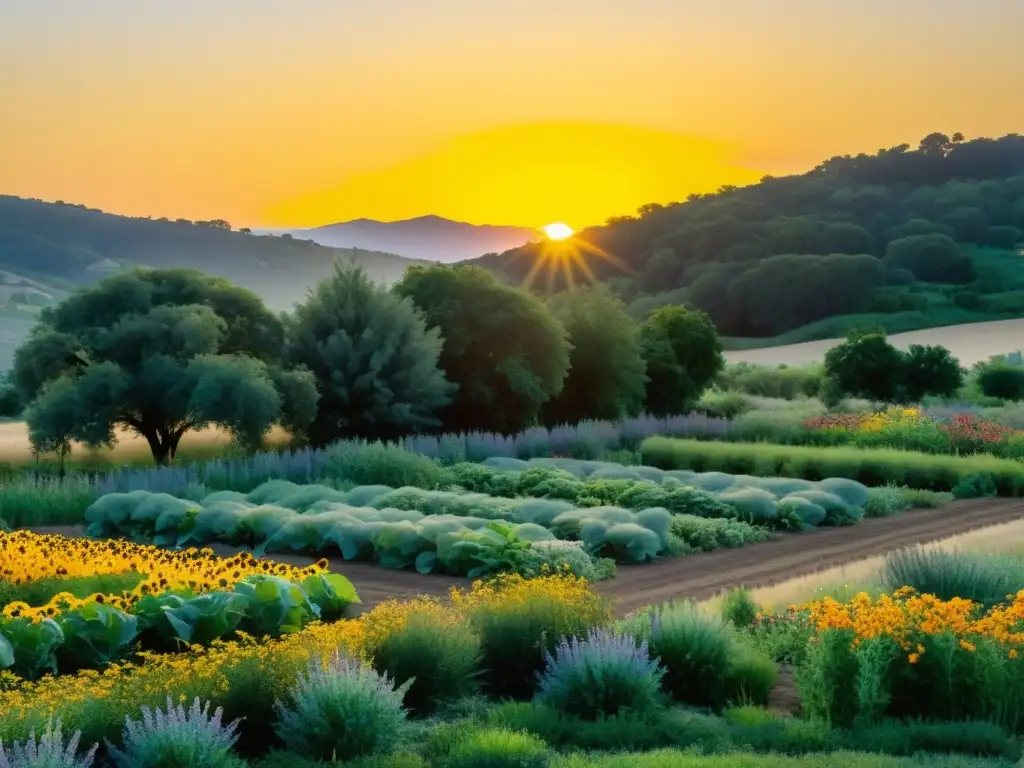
[84,460,875,576]
[0,531,359,680]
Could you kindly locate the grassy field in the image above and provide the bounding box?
[0,421,290,468]
[724,317,1024,367]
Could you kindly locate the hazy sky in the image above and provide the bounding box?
[2,0,1021,229]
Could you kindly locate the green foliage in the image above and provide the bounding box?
[273,654,411,762]
[977,364,1024,401]
[881,547,1024,609]
[284,262,454,445]
[363,606,481,715]
[542,285,647,426]
[824,330,906,403]
[462,584,612,700]
[107,697,242,768]
[0,718,97,767]
[323,443,443,489]
[394,265,570,434]
[13,269,318,465]
[536,629,665,719]
[639,306,723,416]
[714,363,823,400]
[721,588,760,628]
[669,515,770,551]
[951,473,998,499]
[640,436,1024,494]
[624,601,777,710]
[901,344,964,401]
[442,727,550,768]
[883,234,973,283]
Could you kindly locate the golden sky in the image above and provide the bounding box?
[2,0,1022,230]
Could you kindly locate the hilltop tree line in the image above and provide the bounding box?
[478,133,1024,337]
[9,265,725,465]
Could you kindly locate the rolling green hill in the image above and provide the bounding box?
[477,132,1024,346]
[0,195,429,369]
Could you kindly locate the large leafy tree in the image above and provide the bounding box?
[823,330,906,404]
[285,262,455,444]
[824,330,963,404]
[12,268,318,465]
[542,285,646,426]
[394,265,570,434]
[639,306,723,416]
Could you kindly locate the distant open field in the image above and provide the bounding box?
[0,422,289,468]
[725,318,1024,367]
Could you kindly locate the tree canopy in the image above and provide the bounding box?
[823,330,963,404]
[394,264,571,434]
[13,268,318,464]
[475,133,1024,340]
[285,262,455,445]
[639,306,723,416]
[542,285,647,426]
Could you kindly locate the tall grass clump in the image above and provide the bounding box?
[536,628,664,719]
[273,653,411,762]
[640,437,1024,495]
[107,697,242,768]
[881,547,1024,608]
[442,727,550,768]
[0,475,96,528]
[451,574,613,699]
[360,598,481,715]
[624,601,777,710]
[0,719,97,768]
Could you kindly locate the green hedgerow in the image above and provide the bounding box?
[323,443,443,490]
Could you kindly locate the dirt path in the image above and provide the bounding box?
[28,498,1024,616]
[598,497,1023,615]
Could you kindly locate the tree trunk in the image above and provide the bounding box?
[142,430,173,466]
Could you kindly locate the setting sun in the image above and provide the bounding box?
[543,222,575,240]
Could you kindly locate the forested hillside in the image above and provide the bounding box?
[0,196,424,310]
[0,196,428,369]
[477,133,1024,343]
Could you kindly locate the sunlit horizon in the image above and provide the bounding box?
[2,1,1022,229]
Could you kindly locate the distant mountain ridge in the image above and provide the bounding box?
[275,215,539,263]
[0,196,427,312]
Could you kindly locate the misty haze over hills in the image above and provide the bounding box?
[268,215,540,263]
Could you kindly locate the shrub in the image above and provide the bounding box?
[669,516,769,551]
[951,473,998,499]
[443,728,549,768]
[978,364,1024,402]
[721,588,760,628]
[107,697,242,768]
[360,599,481,715]
[453,574,613,700]
[881,547,1024,608]
[515,543,617,582]
[323,443,442,489]
[536,628,664,719]
[627,601,775,709]
[0,719,97,768]
[863,486,912,517]
[273,653,410,762]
